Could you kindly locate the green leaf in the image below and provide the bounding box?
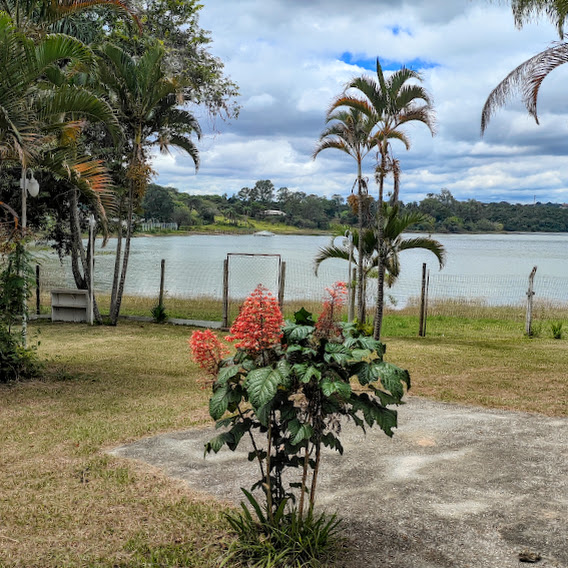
[209,385,230,420]
[217,364,241,385]
[375,362,410,400]
[351,393,398,436]
[276,359,291,387]
[255,402,271,427]
[291,423,313,445]
[321,378,352,399]
[296,364,322,383]
[322,432,344,454]
[352,361,373,385]
[285,324,314,342]
[245,366,284,408]
[324,345,350,365]
[294,307,315,325]
[204,431,233,454]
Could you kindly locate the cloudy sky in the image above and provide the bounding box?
[152,0,568,205]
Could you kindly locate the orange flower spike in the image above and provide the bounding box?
[225,284,284,354]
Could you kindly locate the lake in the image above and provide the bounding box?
[37,232,568,308]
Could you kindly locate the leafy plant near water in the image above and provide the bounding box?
[190,282,410,565]
[151,303,169,324]
[0,239,41,381]
[550,321,563,340]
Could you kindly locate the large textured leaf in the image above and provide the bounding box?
[351,393,398,436]
[321,378,352,399]
[299,364,322,383]
[204,431,233,454]
[375,362,411,400]
[209,385,230,420]
[217,364,241,385]
[245,366,284,408]
[291,423,313,446]
[285,324,314,342]
[352,361,373,385]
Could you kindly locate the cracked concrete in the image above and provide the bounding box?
[110,397,567,568]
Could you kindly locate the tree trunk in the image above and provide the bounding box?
[109,186,134,325]
[356,161,366,323]
[374,150,387,340]
[69,188,102,323]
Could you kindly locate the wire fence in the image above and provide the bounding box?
[31,251,568,338]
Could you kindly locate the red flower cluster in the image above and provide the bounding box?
[225,284,284,354]
[315,281,348,339]
[188,329,229,386]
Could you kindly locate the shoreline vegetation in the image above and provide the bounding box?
[137,183,568,236]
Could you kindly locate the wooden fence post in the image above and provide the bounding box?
[278,261,286,308]
[222,258,229,329]
[526,266,537,336]
[35,264,40,315]
[419,263,427,337]
[159,259,166,308]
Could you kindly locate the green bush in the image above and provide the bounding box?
[0,323,41,382]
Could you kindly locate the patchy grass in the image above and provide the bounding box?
[1,317,566,566]
[0,321,228,567]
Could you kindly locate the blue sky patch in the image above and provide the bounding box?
[339,52,439,72]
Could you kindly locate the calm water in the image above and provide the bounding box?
[38,232,568,306]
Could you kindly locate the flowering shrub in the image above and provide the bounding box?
[225,284,283,354]
[314,281,348,339]
[189,282,411,565]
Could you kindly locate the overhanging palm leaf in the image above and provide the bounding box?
[511,0,568,37]
[481,42,568,132]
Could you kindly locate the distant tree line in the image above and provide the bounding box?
[141,183,568,233]
[403,189,568,233]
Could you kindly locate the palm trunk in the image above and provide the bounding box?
[374,150,386,340]
[356,161,366,323]
[109,196,124,319]
[69,188,102,323]
[109,184,134,325]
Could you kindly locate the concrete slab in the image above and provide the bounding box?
[110,397,568,568]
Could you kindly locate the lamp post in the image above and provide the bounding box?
[20,167,39,347]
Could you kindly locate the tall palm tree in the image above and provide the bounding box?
[334,59,435,338]
[313,107,375,322]
[314,205,445,307]
[97,41,201,324]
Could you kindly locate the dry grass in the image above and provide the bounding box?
[1,317,566,566]
[0,321,228,567]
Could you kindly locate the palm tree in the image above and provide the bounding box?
[0,12,118,169]
[314,205,445,311]
[481,0,568,133]
[313,107,375,322]
[334,59,435,338]
[97,41,201,324]
[0,0,139,36]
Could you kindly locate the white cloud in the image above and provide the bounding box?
[148,0,568,204]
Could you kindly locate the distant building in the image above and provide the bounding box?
[263,209,286,217]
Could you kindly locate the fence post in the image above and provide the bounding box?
[35,264,40,315]
[525,266,537,336]
[278,261,286,308]
[222,258,229,329]
[419,263,427,337]
[159,259,166,308]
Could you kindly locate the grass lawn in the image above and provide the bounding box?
[0,318,566,567]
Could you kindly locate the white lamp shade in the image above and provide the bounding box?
[27,176,40,197]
